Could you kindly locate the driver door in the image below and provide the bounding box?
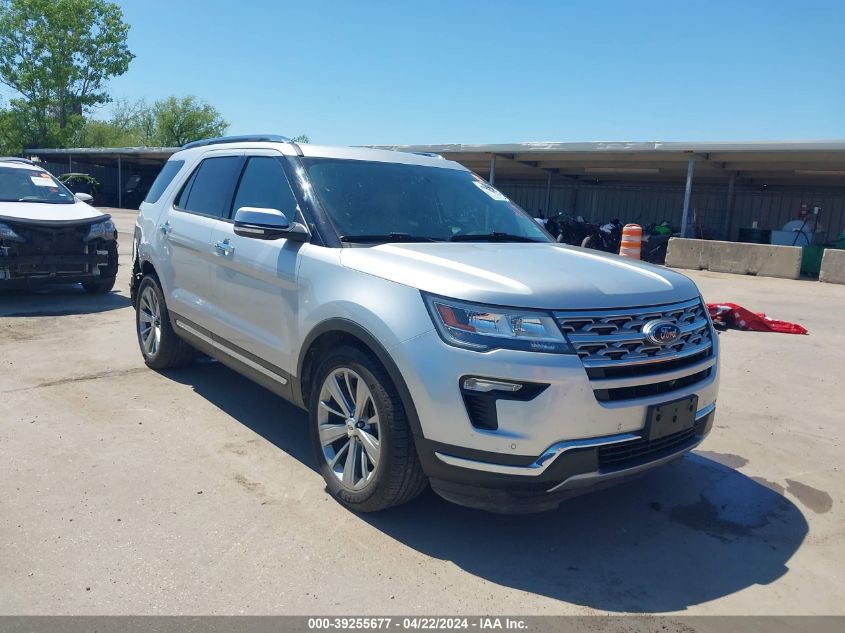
[206,152,304,379]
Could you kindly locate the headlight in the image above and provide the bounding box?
[423,293,573,354]
[86,219,116,240]
[0,222,24,243]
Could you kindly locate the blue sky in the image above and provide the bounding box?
[92,1,845,144]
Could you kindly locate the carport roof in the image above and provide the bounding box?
[372,140,845,187]
[23,140,845,187]
[23,146,179,168]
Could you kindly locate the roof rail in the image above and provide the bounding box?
[0,156,36,165]
[181,134,291,150]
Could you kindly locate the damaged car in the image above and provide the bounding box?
[0,158,118,293]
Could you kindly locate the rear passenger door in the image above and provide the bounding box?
[159,153,244,327]
[206,152,303,380]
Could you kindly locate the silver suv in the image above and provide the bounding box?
[131,135,719,513]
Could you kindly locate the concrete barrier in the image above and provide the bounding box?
[819,249,845,284]
[666,238,802,279]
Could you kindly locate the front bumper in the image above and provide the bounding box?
[393,329,719,456]
[0,252,113,287]
[0,216,118,288]
[422,404,715,513]
[387,325,718,512]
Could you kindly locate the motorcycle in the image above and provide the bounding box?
[640,221,674,264]
[546,214,597,246]
[579,218,623,254]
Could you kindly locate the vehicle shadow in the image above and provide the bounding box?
[364,456,807,612]
[162,358,316,471]
[165,359,808,614]
[0,286,130,316]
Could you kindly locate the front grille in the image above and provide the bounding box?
[0,223,106,279]
[594,367,712,402]
[555,298,714,401]
[598,427,697,469]
[14,224,89,256]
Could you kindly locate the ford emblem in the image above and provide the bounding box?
[642,320,682,346]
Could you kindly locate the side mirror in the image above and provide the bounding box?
[75,192,94,204]
[233,207,309,241]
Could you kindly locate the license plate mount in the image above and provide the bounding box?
[645,395,698,441]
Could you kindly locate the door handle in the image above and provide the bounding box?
[214,239,235,255]
[160,221,172,237]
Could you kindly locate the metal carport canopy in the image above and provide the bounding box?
[23,146,180,168]
[372,140,845,188]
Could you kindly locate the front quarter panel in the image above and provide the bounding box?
[295,244,435,371]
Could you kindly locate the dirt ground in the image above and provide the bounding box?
[1,209,843,615]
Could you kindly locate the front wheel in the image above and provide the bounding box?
[581,234,598,250]
[309,346,428,512]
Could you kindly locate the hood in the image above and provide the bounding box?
[340,242,700,310]
[0,200,105,224]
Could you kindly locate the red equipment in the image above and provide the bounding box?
[706,303,808,335]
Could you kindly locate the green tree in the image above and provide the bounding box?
[68,96,230,148]
[150,95,228,146]
[0,99,77,152]
[0,104,23,153]
[72,97,147,147]
[0,0,134,146]
[73,119,136,147]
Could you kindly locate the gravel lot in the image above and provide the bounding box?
[1,209,843,615]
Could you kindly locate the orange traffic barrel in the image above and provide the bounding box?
[619,224,642,259]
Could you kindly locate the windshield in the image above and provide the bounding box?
[0,166,75,204]
[301,158,551,243]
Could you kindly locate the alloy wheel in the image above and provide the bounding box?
[317,368,381,490]
[138,285,162,357]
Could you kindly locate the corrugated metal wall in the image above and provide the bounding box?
[497,181,845,241]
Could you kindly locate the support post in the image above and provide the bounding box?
[68,154,72,173]
[723,173,736,240]
[680,157,696,238]
[117,155,123,209]
[488,154,496,185]
[544,172,552,216]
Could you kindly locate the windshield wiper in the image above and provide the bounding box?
[340,233,442,243]
[450,232,543,243]
[14,197,68,204]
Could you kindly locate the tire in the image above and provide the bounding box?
[81,277,116,294]
[581,235,598,249]
[135,275,195,370]
[309,346,428,512]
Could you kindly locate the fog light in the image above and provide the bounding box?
[462,377,523,393]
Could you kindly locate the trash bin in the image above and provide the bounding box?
[801,245,825,277]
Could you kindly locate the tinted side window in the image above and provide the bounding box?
[175,168,197,209]
[144,160,184,203]
[179,156,242,218]
[232,157,299,217]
